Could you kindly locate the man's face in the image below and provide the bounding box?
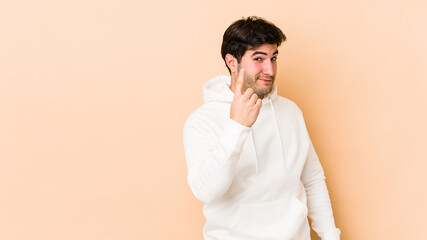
[237,43,278,99]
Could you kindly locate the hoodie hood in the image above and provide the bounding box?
[203,75,277,104]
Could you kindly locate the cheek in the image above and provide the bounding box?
[247,63,263,74]
[271,63,278,73]
[241,59,263,74]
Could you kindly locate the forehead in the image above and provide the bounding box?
[245,44,278,56]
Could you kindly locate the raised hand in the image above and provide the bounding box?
[230,69,262,127]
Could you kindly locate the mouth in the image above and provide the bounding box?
[256,76,274,84]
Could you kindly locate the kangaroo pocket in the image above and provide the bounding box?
[229,198,308,240]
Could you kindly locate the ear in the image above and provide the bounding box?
[225,54,238,73]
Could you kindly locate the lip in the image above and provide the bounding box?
[258,79,272,83]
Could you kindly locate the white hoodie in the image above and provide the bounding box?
[183,76,340,240]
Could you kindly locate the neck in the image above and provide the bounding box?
[229,73,238,94]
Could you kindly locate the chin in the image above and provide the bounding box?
[255,89,272,99]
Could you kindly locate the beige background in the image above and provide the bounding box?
[1,0,426,239]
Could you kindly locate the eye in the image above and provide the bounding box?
[253,57,262,61]
[271,56,277,61]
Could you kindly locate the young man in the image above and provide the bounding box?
[183,16,340,240]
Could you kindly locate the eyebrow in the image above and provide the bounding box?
[251,50,279,57]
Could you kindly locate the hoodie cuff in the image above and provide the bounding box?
[320,228,341,240]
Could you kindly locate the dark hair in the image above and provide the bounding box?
[221,16,286,73]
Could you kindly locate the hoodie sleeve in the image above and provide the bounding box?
[183,116,250,203]
[300,139,341,240]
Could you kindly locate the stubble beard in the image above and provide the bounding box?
[240,70,275,99]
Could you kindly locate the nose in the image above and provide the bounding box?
[262,60,274,76]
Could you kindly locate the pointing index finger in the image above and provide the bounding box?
[235,68,245,97]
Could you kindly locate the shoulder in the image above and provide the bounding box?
[273,96,304,116]
[272,96,311,138]
[184,102,229,134]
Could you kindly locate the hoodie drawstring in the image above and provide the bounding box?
[269,97,287,171]
[249,131,259,173]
